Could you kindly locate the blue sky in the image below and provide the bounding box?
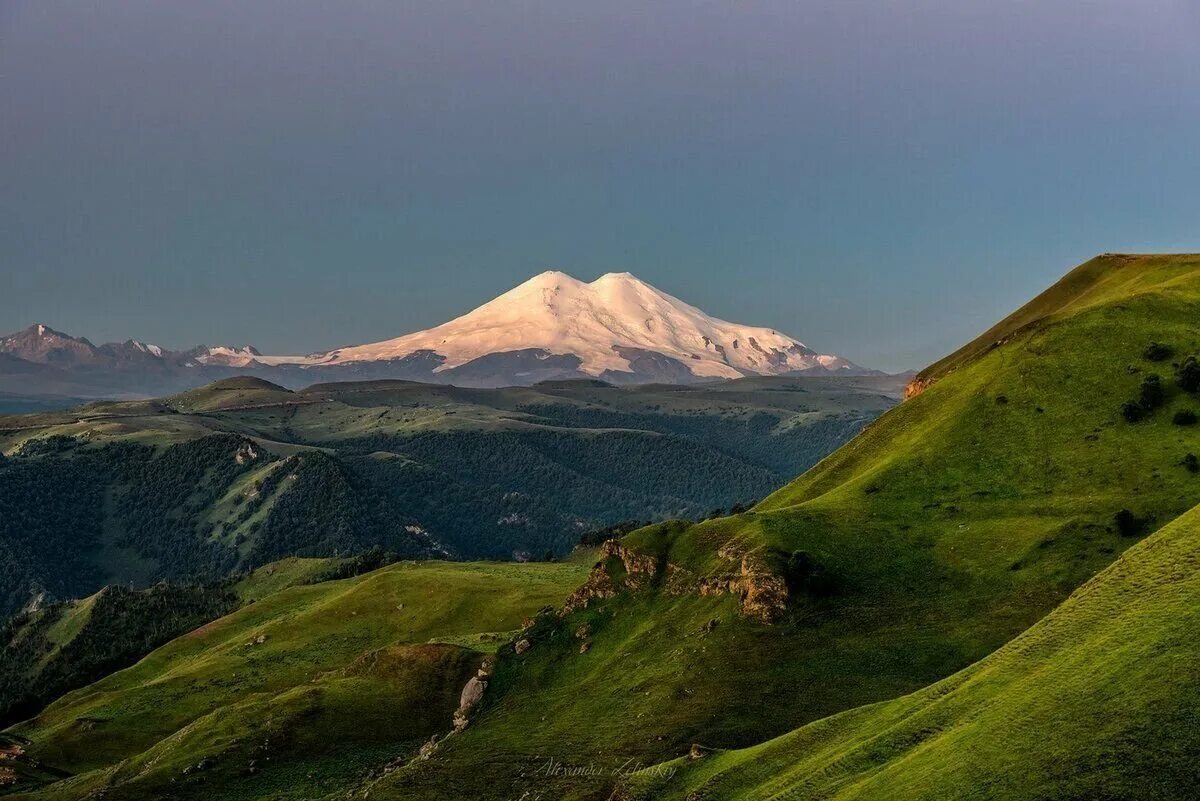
[3,1,1199,371]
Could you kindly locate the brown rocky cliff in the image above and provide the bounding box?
[696,552,788,623]
[562,540,659,613]
[564,540,788,623]
[903,374,931,399]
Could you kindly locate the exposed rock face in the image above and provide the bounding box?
[417,735,439,760]
[736,554,789,623]
[453,676,486,731]
[695,552,789,623]
[904,374,932,399]
[458,676,486,712]
[234,442,259,464]
[611,543,660,587]
[564,539,789,623]
[514,639,531,655]
[562,540,661,613]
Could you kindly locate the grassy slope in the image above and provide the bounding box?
[228,556,345,602]
[1,585,240,731]
[4,560,588,800]
[0,557,369,732]
[163,377,301,413]
[370,254,1200,800]
[908,253,1191,389]
[621,498,1200,801]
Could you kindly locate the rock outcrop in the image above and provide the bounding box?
[562,540,661,613]
[452,658,494,731]
[564,539,789,623]
[695,552,788,623]
[234,441,259,464]
[903,374,931,399]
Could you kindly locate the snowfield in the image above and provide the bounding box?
[268,271,858,379]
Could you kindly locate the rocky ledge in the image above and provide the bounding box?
[563,540,788,623]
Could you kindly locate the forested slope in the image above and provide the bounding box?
[0,376,897,615]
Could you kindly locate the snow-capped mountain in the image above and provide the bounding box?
[0,324,109,368]
[0,324,175,369]
[0,274,872,397]
[185,345,264,367]
[278,271,862,382]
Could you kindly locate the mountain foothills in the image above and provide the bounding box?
[0,273,872,402]
[0,374,900,616]
[5,254,1200,801]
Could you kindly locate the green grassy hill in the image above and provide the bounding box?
[908,252,1200,393]
[0,375,897,616]
[619,495,1200,801]
[359,254,1200,800]
[3,559,588,800]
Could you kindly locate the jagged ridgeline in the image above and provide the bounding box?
[0,374,899,616]
[7,254,1200,801]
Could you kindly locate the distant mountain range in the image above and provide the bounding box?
[0,273,879,398]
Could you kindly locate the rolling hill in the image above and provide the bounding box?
[0,374,899,616]
[0,559,590,799]
[0,555,388,729]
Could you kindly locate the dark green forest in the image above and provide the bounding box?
[0,377,897,616]
[0,583,236,726]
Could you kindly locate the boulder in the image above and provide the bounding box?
[458,676,487,710]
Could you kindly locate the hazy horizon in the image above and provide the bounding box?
[4,1,1200,372]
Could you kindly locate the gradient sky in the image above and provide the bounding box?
[3,1,1199,371]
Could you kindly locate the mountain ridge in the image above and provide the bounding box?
[0,273,875,398]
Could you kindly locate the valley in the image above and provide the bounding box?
[0,374,900,617]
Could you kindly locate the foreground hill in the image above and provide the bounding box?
[2,559,589,799]
[620,495,1200,800]
[0,555,382,728]
[0,375,897,615]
